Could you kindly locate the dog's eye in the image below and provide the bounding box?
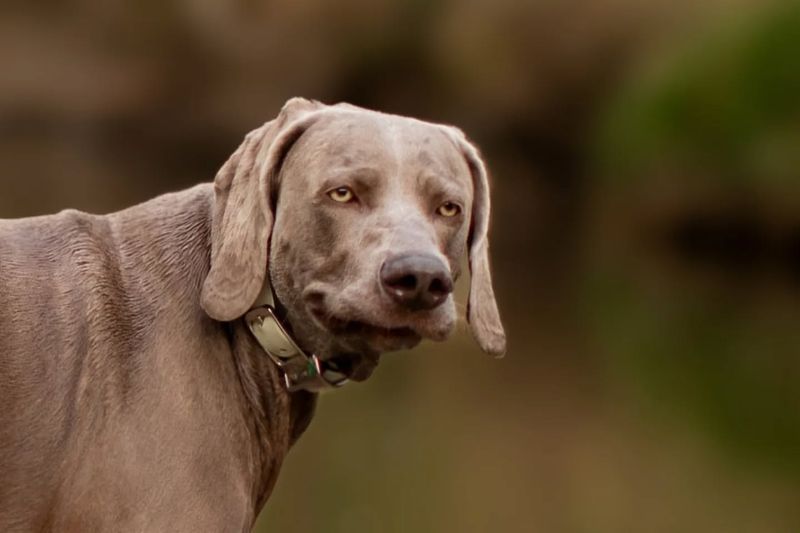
[437,202,461,217]
[328,186,356,203]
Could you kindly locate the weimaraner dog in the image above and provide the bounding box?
[0,98,505,532]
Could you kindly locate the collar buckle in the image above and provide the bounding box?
[245,306,349,393]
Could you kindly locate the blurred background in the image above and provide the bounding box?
[2,0,799,531]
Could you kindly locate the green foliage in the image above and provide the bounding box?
[597,1,800,188]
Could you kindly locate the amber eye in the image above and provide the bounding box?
[437,201,461,217]
[328,186,355,203]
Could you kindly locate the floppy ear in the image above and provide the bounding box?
[444,127,507,357]
[201,97,324,321]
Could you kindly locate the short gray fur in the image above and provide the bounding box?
[0,98,505,532]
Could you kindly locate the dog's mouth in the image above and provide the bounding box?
[309,308,423,357]
[326,315,418,340]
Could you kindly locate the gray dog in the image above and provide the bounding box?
[0,98,505,532]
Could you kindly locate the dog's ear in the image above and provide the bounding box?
[201,97,324,321]
[444,127,506,357]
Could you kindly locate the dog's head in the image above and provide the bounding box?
[201,98,505,381]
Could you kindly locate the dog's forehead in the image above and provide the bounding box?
[303,110,471,184]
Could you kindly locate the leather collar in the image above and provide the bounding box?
[244,278,349,393]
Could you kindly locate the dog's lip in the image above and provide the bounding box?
[302,304,425,382]
[307,305,424,360]
[308,306,422,342]
[325,315,419,339]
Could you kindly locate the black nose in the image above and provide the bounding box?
[380,254,454,311]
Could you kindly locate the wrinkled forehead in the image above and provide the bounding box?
[290,110,473,190]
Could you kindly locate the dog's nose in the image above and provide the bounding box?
[380,254,454,311]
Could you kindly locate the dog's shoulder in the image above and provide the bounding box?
[1,207,114,285]
[0,184,214,318]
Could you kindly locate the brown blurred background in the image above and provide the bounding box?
[2,1,799,531]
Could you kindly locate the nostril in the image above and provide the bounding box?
[392,274,418,292]
[428,277,449,296]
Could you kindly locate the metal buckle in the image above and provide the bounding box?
[245,306,349,393]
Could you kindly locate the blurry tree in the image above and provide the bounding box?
[590,0,800,475]
[599,0,800,193]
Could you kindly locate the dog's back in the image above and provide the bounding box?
[1,211,105,512]
[0,187,269,531]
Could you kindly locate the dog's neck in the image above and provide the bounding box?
[225,319,318,508]
[110,183,318,509]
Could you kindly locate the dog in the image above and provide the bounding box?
[0,98,505,531]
